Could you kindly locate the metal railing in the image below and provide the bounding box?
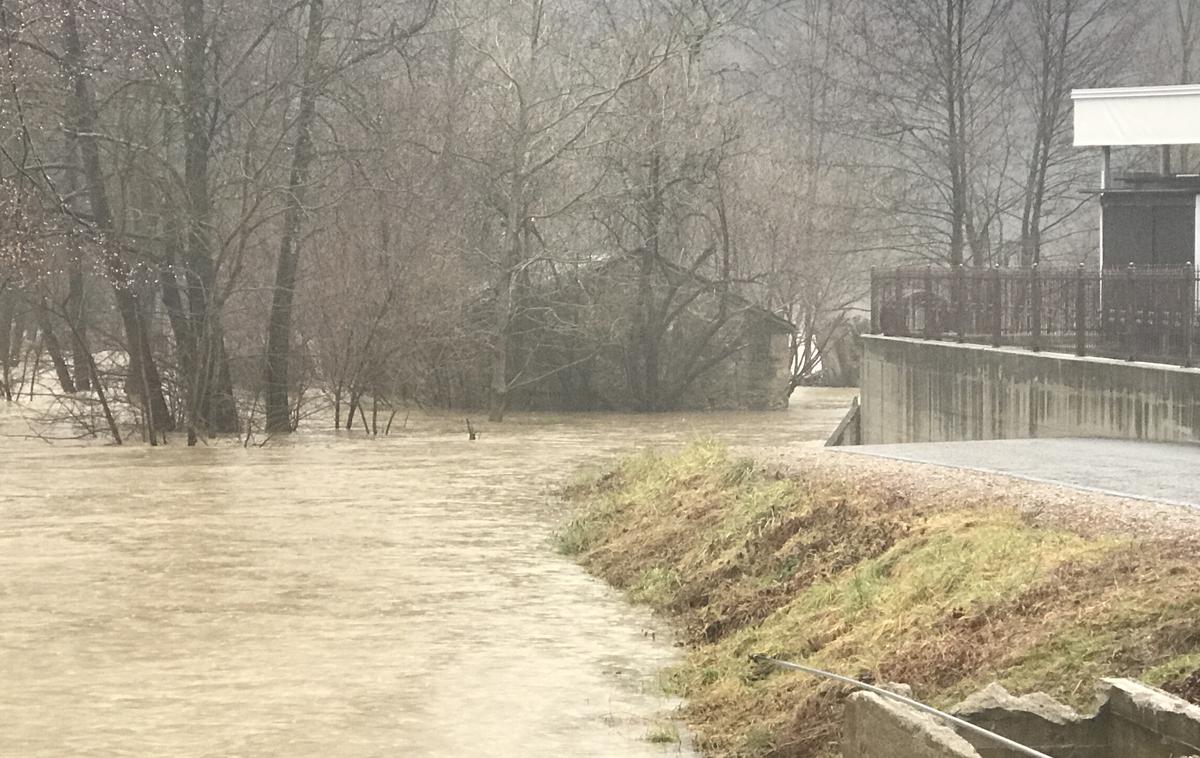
[870,264,1199,367]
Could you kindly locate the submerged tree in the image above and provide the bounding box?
[263,0,436,433]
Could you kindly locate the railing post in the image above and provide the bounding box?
[1186,263,1195,368]
[955,264,966,343]
[923,266,935,340]
[990,264,1003,347]
[1125,262,1137,361]
[1075,263,1087,357]
[1030,263,1041,352]
[870,267,879,334]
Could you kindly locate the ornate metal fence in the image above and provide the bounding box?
[870,264,1199,367]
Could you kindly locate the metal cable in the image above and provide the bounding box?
[749,654,1055,758]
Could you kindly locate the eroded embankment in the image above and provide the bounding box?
[558,443,1200,758]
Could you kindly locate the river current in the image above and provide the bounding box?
[0,389,853,757]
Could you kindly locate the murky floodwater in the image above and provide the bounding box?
[0,389,853,757]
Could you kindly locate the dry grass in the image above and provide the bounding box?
[558,442,1200,758]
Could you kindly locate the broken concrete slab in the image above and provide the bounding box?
[1101,678,1200,758]
[843,691,982,758]
[954,683,1087,726]
[842,678,1200,758]
[952,683,1104,758]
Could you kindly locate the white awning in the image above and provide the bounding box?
[1072,85,1200,147]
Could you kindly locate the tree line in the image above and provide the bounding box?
[0,0,1190,441]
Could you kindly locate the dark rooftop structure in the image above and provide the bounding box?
[1072,84,1200,270]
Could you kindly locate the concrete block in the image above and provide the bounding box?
[843,691,982,758]
[842,678,1200,758]
[952,683,1105,758]
[826,397,862,447]
[1100,678,1200,757]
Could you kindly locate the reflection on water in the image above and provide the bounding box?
[0,389,854,757]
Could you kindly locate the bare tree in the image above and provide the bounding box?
[264,0,435,432]
[854,0,1013,266]
[0,0,1172,436]
[1009,0,1141,265]
[451,0,672,420]
[60,0,174,440]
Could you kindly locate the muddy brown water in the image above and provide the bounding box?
[0,389,854,757]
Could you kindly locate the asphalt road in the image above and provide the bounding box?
[838,438,1200,509]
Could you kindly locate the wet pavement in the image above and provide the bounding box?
[838,438,1200,509]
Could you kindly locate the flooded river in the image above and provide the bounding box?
[0,389,853,757]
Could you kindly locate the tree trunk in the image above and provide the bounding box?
[488,252,513,422]
[489,108,530,423]
[0,291,13,401]
[945,0,966,268]
[84,346,121,444]
[37,298,76,394]
[66,257,91,391]
[356,399,369,433]
[182,0,237,436]
[637,145,664,411]
[62,0,173,439]
[160,254,196,383]
[264,0,324,433]
[1180,1,1198,169]
[61,136,92,391]
[181,0,238,441]
[333,380,343,429]
[1020,0,1067,269]
[346,389,359,430]
[8,303,27,366]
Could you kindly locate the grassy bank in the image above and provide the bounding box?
[558,442,1200,758]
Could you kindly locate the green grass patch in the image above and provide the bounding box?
[560,443,1200,758]
[644,721,681,744]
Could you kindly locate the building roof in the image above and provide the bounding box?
[591,254,796,333]
[1072,84,1200,147]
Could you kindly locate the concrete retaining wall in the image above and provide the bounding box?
[860,336,1200,445]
